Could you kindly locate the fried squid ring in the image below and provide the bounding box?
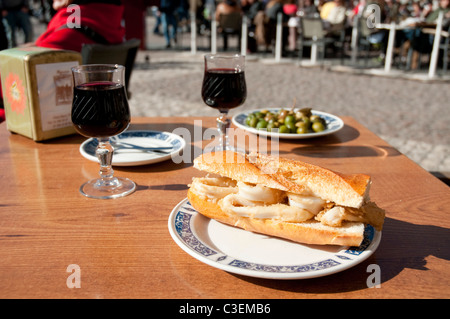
[190,177,237,201]
[220,194,314,222]
[237,182,285,205]
[287,192,325,215]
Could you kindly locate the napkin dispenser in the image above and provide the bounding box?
[0,47,82,141]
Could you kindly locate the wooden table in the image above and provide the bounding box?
[1,116,449,300]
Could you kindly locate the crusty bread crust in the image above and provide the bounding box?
[251,152,371,208]
[194,151,371,208]
[194,151,289,191]
[188,189,365,246]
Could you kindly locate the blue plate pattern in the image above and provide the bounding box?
[84,131,183,155]
[168,199,381,279]
[80,130,186,166]
[232,109,344,139]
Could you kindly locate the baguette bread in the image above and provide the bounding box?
[188,151,385,246]
[187,188,366,246]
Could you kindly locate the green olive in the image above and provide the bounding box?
[295,111,304,120]
[256,119,268,129]
[296,121,308,128]
[285,121,296,133]
[266,122,275,131]
[278,125,290,134]
[301,116,311,126]
[248,117,258,128]
[264,113,275,122]
[312,121,325,132]
[269,119,280,128]
[254,111,264,118]
[245,114,255,126]
[295,121,307,133]
[284,115,295,126]
[297,126,309,134]
[310,115,321,122]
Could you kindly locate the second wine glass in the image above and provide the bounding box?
[71,64,136,199]
[201,54,246,151]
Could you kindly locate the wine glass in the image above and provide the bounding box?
[201,54,246,151]
[71,64,136,199]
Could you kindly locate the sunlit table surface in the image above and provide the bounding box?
[0,116,449,299]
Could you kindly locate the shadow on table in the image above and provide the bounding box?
[40,121,201,145]
[273,124,401,159]
[291,144,402,159]
[231,217,450,294]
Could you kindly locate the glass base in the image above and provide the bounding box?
[80,177,136,199]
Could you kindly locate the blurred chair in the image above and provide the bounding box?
[81,38,141,95]
[407,26,450,73]
[356,16,373,65]
[298,17,335,63]
[441,27,450,73]
[217,12,242,51]
[356,16,384,66]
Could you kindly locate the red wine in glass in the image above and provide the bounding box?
[201,68,247,112]
[71,64,135,199]
[202,54,247,151]
[72,81,130,138]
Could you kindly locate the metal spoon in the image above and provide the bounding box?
[111,141,174,153]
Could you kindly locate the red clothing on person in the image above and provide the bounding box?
[35,3,125,52]
[1,2,125,123]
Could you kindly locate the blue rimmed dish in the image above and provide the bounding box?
[168,198,381,280]
[80,130,186,166]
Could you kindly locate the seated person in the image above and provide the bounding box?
[215,0,243,50]
[241,0,265,52]
[215,0,242,22]
[1,0,126,122]
[319,0,336,20]
[322,0,346,36]
[35,0,125,52]
[409,0,450,58]
[256,0,287,50]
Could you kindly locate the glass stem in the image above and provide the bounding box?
[217,112,230,150]
[96,138,118,187]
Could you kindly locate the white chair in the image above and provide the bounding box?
[298,17,335,63]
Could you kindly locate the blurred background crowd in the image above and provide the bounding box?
[1,0,448,57]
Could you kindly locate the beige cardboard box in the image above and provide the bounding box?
[0,47,82,141]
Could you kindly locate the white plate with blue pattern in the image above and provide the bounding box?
[232,109,344,139]
[80,130,186,166]
[168,198,382,280]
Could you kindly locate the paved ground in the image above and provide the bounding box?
[126,16,450,176]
